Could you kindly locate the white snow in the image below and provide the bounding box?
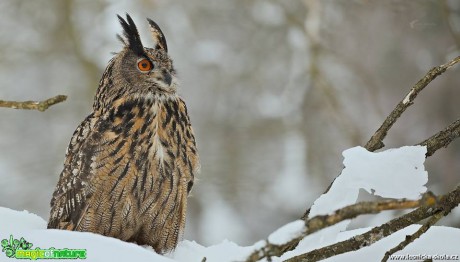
[1,146,459,262]
[172,239,259,262]
[0,208,171,261]
[342,146,427,199]
[0,207,46,232]
[310,146,428,218]
[292,146,428,254]
[402,89,415,104]
[267,220,304,245]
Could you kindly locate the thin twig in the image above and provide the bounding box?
[285,184,460,262]
[0,95,67,112]
[245,193,437,262]
[381,211,445,262]
[364,56,460,152]
[418,118,460,157]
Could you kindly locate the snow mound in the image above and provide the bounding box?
[0,207,47,232]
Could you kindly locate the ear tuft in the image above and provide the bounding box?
[117,14,145,56]
[147,18,168,53]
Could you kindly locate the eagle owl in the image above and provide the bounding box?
[48,14,200,254]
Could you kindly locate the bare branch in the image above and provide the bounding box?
[285,184,460,262]
[245,193,437,262]
[381,211,445,262]
[418,118,460,157]
[0,95,67,112]
[364,56,460,152]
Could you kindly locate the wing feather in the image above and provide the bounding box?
[47,111,119,228]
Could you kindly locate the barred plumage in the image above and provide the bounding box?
[48,14,200,253]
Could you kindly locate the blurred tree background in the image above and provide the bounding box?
[1,0,460,246]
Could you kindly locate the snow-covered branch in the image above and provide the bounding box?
[382,211,445,262]
[286,184,460,261]
[246,193,437,262]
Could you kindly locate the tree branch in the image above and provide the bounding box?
[305,193,436,235]
[418,118,460,157]
[381,211,445,262]
[0,95,67,112]
[364,56,460,152]
[245,193,437,262]
[285,184,460,262]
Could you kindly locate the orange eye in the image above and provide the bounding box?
[137,58,153,72]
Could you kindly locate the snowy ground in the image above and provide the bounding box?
[1,146,459,261]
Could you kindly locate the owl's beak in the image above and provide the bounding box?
[162,70,172,86]
[150,69,175,92]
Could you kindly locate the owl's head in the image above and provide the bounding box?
[94,14,177,111]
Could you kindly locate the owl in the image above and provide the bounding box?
[47,14,200,254]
